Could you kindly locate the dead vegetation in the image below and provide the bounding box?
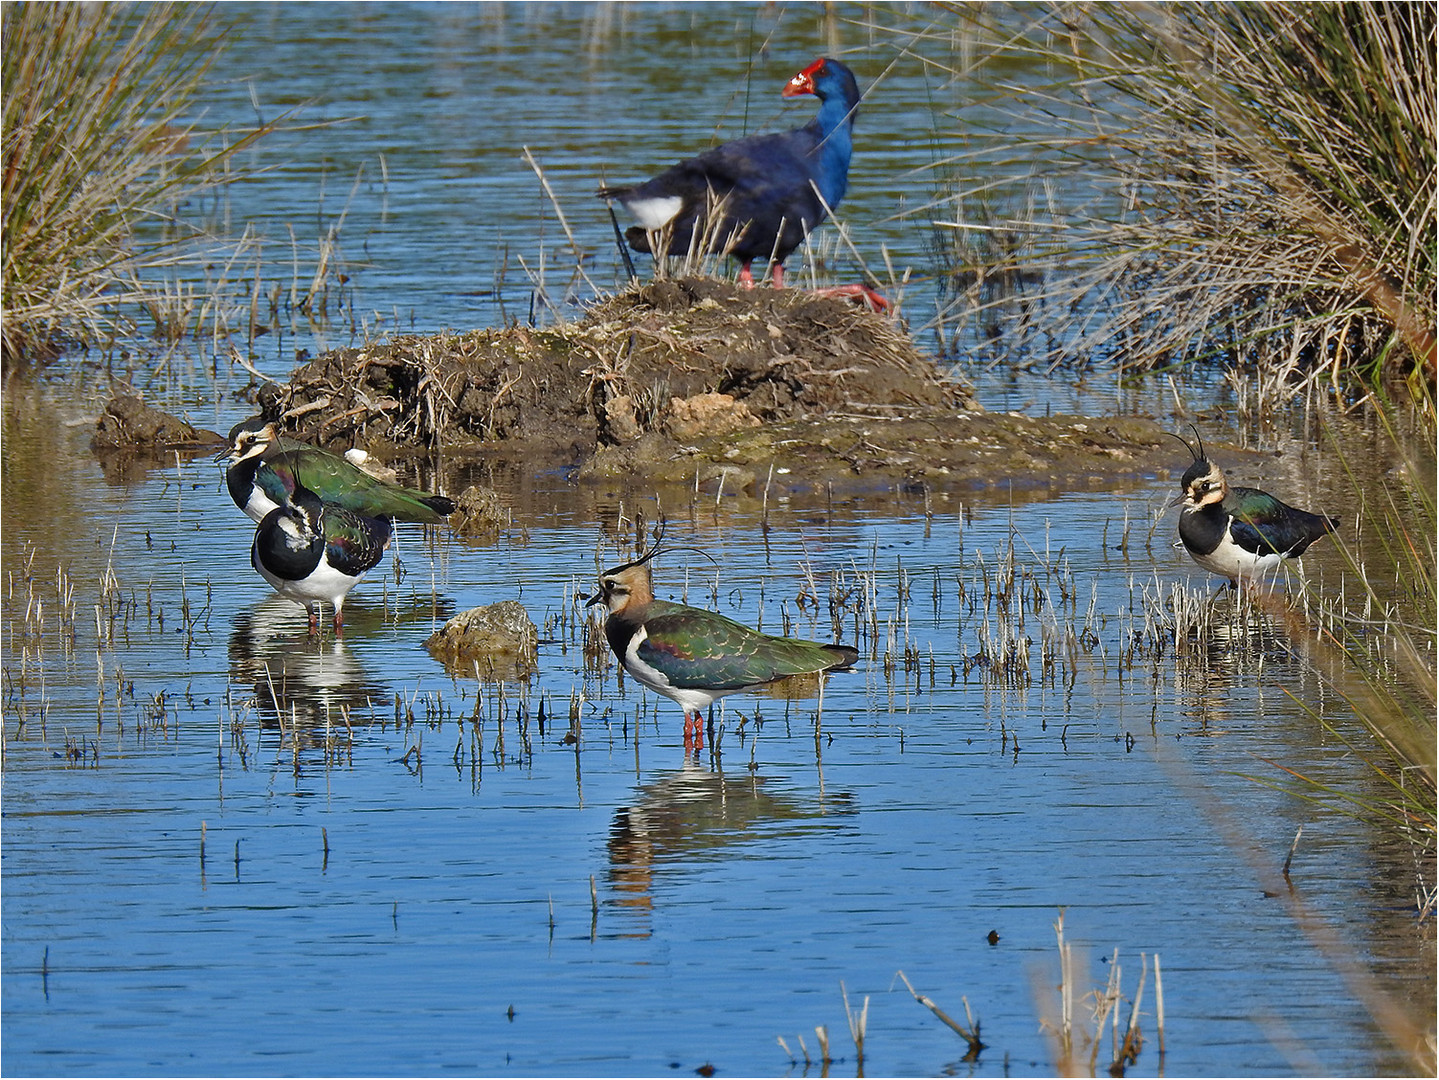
[255,278,975,449]
[236,278,1170,491]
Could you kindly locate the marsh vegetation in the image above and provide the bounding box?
[2,3,1433,1075]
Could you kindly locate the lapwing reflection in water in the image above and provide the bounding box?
[606,761,855,935]
[228,596,392,739]
[1173,608,1298,734]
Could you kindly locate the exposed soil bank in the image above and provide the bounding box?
[91,391,222,451]
[197,279,1176,491]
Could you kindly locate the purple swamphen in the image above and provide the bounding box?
[599,57,886,309]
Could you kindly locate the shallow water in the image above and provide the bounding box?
[4,3,1434,1077]
[3,379,1432,1077]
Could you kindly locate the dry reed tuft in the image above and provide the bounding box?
[1037,910,1161,1076]
[891,3,1434,392]
[1,3,295,366]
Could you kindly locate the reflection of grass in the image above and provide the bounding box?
[1267,406,1437,884]
[0,4,294,367]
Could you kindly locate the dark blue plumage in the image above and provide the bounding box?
[599,57,864,290]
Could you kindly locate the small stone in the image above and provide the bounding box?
[424,600,537,679]
[697,463,756,493]
[663,392,761,442]
[602,394,642,443]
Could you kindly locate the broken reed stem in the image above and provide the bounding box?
[896,969,985,1054]
[1089,949,1121,1075]
[1056,911,1073,1064]
[1155,954,1166,1056]
[1283,824,1303,878]
[1114,951,1149,1071]
[813,1024,831,1065]
[521,145,598,294]
[841,980,869,1065]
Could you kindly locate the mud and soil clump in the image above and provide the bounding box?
[424,600,538,680]
[91,390,222,451]
[248,278,1171,492]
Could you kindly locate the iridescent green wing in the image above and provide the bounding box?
[1224,485,1335,556]
[321,506,392,577]
[1221,487,1288,554]
[271,448,453,524]
[638,601,853,691]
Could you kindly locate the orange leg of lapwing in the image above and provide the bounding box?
[683,711,705,753]
[333,609,345,638]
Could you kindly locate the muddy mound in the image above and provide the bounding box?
[262,279,977,462]
[92,391,223,451]
[583,278,977,425]
[246,278,1171,493]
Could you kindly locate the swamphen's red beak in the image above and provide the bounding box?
[782,58,825,98]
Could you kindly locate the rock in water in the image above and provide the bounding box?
[424,600,537,679]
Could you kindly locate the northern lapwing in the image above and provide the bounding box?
[586,535,860,751]
[251,484,392,636]
[218,417,454,525]
[1170,430,1338,588]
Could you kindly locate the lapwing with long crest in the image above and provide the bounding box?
[586,528,860,751]
[1169,429,1338,588]
[218,417,454,526]
[251,483,392,636]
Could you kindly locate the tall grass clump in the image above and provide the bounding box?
[2,3,273,367]
[900,2,1435,392]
